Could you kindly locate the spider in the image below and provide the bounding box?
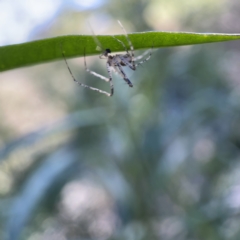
[62,21,152,97]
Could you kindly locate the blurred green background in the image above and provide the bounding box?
[1,0,240,239]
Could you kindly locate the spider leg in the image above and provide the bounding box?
[106,62,114,96]
[135,48,152,68]
[134,48,152,61]
[62,49,113,97]
[112,36,129,53]
[117,20,136,70]
[116,63,133,87]
[118,51,151,71]
[118,55,135,71]
[84,49,114,96]
[84,52,109,83]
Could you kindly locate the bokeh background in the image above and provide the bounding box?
[1,0,240,239]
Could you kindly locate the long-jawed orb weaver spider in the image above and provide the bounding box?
[62,21,152,97]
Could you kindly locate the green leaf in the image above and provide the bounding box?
[0,31,240,72]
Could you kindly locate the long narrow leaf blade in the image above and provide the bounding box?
[0,31,240,72]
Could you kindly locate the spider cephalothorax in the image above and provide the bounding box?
[101,48,111,58]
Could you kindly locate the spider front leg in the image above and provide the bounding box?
[105,62,114,96]
[61,48,114,97]
[84,52,114,96]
